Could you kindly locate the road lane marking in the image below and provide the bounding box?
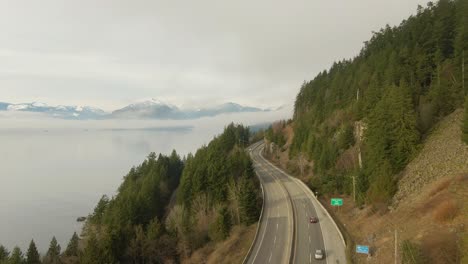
[309,236,311,243]
[274,236,277,244]
[268,252,272,263]
[310,253,312,263]
[250,183,270,264]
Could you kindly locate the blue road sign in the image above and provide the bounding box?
[356,245,370,254]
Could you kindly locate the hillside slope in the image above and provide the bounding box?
[267,109,467,263]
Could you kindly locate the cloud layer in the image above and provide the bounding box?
[0,0,429,111]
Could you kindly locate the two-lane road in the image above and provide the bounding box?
[245,142,346,264]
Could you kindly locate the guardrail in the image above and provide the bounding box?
[260,143,351,263]
[293,178,346,246]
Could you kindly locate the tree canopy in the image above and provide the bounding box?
[291,0,467,203]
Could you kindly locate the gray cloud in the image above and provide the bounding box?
[0,0,429,111]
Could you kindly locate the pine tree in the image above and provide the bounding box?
[146,218,163,240]
[209,206,232,241]
[0,245,9,263]
[239,176,259,225]
[64,232,79,257]
[26,240,41,264]
[80,232,99,264]
[8,247,24,264]
[463,96,468,144]
[43,237,61,264]
[126,225,146,263]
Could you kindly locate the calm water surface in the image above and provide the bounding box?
[0,110,290,252]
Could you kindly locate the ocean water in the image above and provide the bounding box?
[0,108,291,253]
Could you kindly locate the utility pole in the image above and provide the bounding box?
[395,229,398,264]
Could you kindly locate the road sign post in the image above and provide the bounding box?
[331,198,343,206]
[356,245,370,256]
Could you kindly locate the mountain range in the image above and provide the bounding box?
[0,99,270,120]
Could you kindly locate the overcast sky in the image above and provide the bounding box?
[0,0,429,111]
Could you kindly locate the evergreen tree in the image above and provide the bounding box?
[146,218,163,240]
[209,206,232,241]
[80,232,99,264]
[8,247,24,264]
[0,245,9,263]
[239,175,259,225]
[43,237,60,264]
[64,232,79,257]
[463,96,468,144]
[25,240,40,264]
[90,195,109,224]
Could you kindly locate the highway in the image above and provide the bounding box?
[245,142,347,264]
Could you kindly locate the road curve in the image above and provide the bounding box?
[245,142,347,264]
[245,142,293,264]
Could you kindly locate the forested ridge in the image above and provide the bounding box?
[0,124,260,264]
[287,0,468,203]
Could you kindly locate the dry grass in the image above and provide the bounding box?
[429,178,452,196]
[183,224,257,264]
[421,230,461,264]
[455,172,468,183]
[432,199,459,223]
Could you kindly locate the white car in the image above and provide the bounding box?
[314,249,324,260]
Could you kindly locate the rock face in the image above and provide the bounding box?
[393,109,468,207]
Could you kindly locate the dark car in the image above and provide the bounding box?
[309,216,318,223]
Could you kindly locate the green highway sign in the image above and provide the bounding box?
[331,198,343,206]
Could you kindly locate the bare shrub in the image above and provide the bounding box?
[432,199,459,223]
[421,230,461,264]
[335,146,358,172]
[455,173,468,183]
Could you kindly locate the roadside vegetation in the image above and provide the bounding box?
[263,0,467,263]
[288,0,467,204]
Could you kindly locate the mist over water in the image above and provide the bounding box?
[0,108,291,253]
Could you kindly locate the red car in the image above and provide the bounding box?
[309,216,318,223]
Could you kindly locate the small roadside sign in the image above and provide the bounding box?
[356,245,370,254]
[331,198,343,206]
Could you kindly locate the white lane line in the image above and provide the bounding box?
[277,223,279,230]
[268,252,273,263]
[250,184,270,264]
[309,236,311,243]
[310,253,312,263]
[274,236,277,244]
[259,154,292,264]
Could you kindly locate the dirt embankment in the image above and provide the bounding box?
[267,109,468,263]
[182,224,257,264]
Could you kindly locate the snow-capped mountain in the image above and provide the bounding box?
[111,98,184,119]
[0,102,107,119]
[0,99,271,120]
[111,99,266,119]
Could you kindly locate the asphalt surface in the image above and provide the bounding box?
[245,142,347,264]
[245,142,293,264]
